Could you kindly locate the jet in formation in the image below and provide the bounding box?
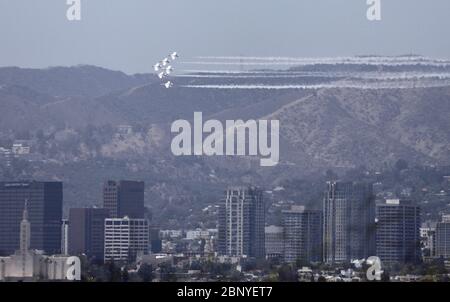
[154,52,179,87]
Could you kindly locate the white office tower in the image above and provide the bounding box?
[104,217,149,262]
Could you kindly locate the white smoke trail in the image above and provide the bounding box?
[175,72,450,80]
[178,70,340,76]
[185,56,450,67]
[181,61,321,66]
[178,56,450,89]
[196,55,450,63]
[181,80,450,90]
[174,74,337,79]
[181,61,450,67]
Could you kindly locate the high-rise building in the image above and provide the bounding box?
[420,222,436,258]
[376,199,421,264]
[0,181,63,256]
[103,180,145,219]
[265,226,284,260]
[104,217,149,262]
[218,186,265,258]
[435,215,450,259]
[61,219,69,255]
[323,181,375,264]
[68,208,110,261]
[282,206,322,264]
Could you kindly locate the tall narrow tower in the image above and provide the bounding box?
[19,199,31,277]
[20,199,31,254]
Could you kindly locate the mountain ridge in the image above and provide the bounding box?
[1,64,449,170]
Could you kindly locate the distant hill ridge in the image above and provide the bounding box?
[1,62,449,169]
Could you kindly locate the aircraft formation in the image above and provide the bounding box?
[154,52,179,89]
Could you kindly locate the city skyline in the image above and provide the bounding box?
[0,174,448,282]
[1,0,450,292]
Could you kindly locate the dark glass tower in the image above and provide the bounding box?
[376,199,421,264]
[68,207,110,261]
[103,180,144,219]
[0,181,63,256]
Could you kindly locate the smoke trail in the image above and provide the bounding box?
[181,61,318,66]
[196,55,450,64]
[175,72,450,80]
[186,56,450,67]
[178,70,342,76]
[178,56,450,89]
[181,80,450,90]
[182,61,450,67]
[174,74,338,79]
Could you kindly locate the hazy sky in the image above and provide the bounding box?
[0,0,449,73]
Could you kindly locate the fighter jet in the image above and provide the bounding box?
[153,52,178,86]
[164,81,173,89]
[164,66,174,75]
[153,63,162,72]
[161,58,170,66]
[169,52,179,61]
